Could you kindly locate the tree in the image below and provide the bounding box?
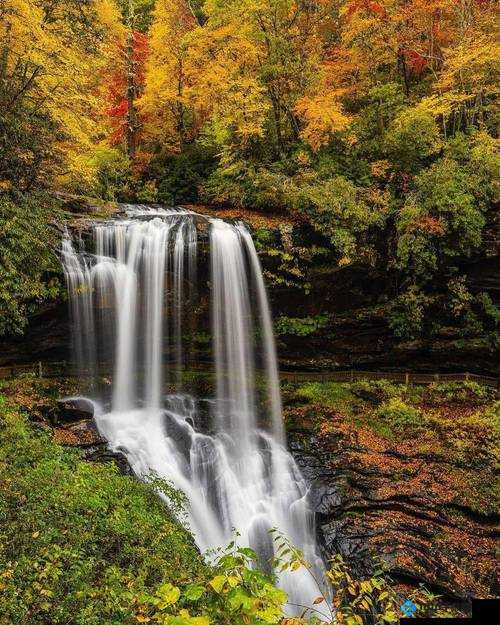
[0,0,124,335]
[138,0,197,153]
[0,0,124,190]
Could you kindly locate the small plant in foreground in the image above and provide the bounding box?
[270,532,456,625]
[135,541,287,624]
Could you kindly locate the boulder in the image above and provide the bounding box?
[56,397,95,423]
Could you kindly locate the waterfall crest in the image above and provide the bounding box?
[62,206,326,611]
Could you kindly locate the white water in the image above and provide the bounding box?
[62,207,328,615]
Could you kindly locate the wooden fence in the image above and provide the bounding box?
[279,369,499,388]
[0,361,497,388]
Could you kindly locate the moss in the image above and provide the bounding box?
[425,381,497,405]
[274,314,330,337]
[373,397,426,438]
[294,381,358,413]
[350,379,424,405]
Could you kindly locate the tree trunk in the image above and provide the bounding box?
[125,0,137,160]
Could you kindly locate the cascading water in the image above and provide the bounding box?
[62,206,328,615]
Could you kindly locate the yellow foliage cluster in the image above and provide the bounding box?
[1,0,124,187]
[137,0,351,152]
[296,93,351,152]
[136,0,497,156]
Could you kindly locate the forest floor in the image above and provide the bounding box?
[1,373,497,617]
[284,379,499,607]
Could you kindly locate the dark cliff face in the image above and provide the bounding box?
[0,302,70,368]
[284,384,499,605]
[0,203,498,375]
[267,257,499,376]
[1,266,498,375]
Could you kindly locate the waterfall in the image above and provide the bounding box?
[62,206,327,614]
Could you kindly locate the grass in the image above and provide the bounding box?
[292,381,358,412]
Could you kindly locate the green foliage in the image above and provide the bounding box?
[350,380,419,405]
[284,175,387,261]
[117,0,157,32]
[203,161,387,262]
[137,542,288,625]
[153,147,217,205]
[375,398,424,438]
[294,382,355,413]
[427,381,497,405]
[385,108,442,171]
[90,147,131,201]
[354,83,406,155]
[256,223,328,293]
[396,158,485,278]
[0,396,211,625]
[0,99,61,191]
[388,286,430,341]
[200,156,268,209]
[275,315,329,337]
[0,192,63,336]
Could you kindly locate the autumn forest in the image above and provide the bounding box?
[0,0,497,341]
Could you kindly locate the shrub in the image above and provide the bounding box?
[294,382,355,412]
[426,381,497,405]
[0,396,209,625]
[0,192,63,336]
[350,380,406,405]
[89,146,131,201]
[396,158,485,278]
[388,286,431,341]
[275,315,329,337]
[385,107,442,171]
[375,398,424,436]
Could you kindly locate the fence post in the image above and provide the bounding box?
[38,362,43,378]
[434,373,439,383]
[405,372,410,386]
[465,372,470,381]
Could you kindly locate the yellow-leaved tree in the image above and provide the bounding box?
[0,0,124,190]
[138,0,197,152]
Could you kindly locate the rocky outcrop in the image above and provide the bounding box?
[1,202,498,375]
[288,405,499,603]
[56,397,95,423]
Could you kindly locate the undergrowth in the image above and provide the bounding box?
[0,382,457,624]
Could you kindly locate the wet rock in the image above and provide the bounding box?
[56,397,95,424]
[84,445,134,476]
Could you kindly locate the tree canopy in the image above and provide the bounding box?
[0,0,498,343]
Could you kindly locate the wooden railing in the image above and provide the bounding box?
[279,370,498,388]
[0,361,497,388]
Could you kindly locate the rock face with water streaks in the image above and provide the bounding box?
[1,201,497,376]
